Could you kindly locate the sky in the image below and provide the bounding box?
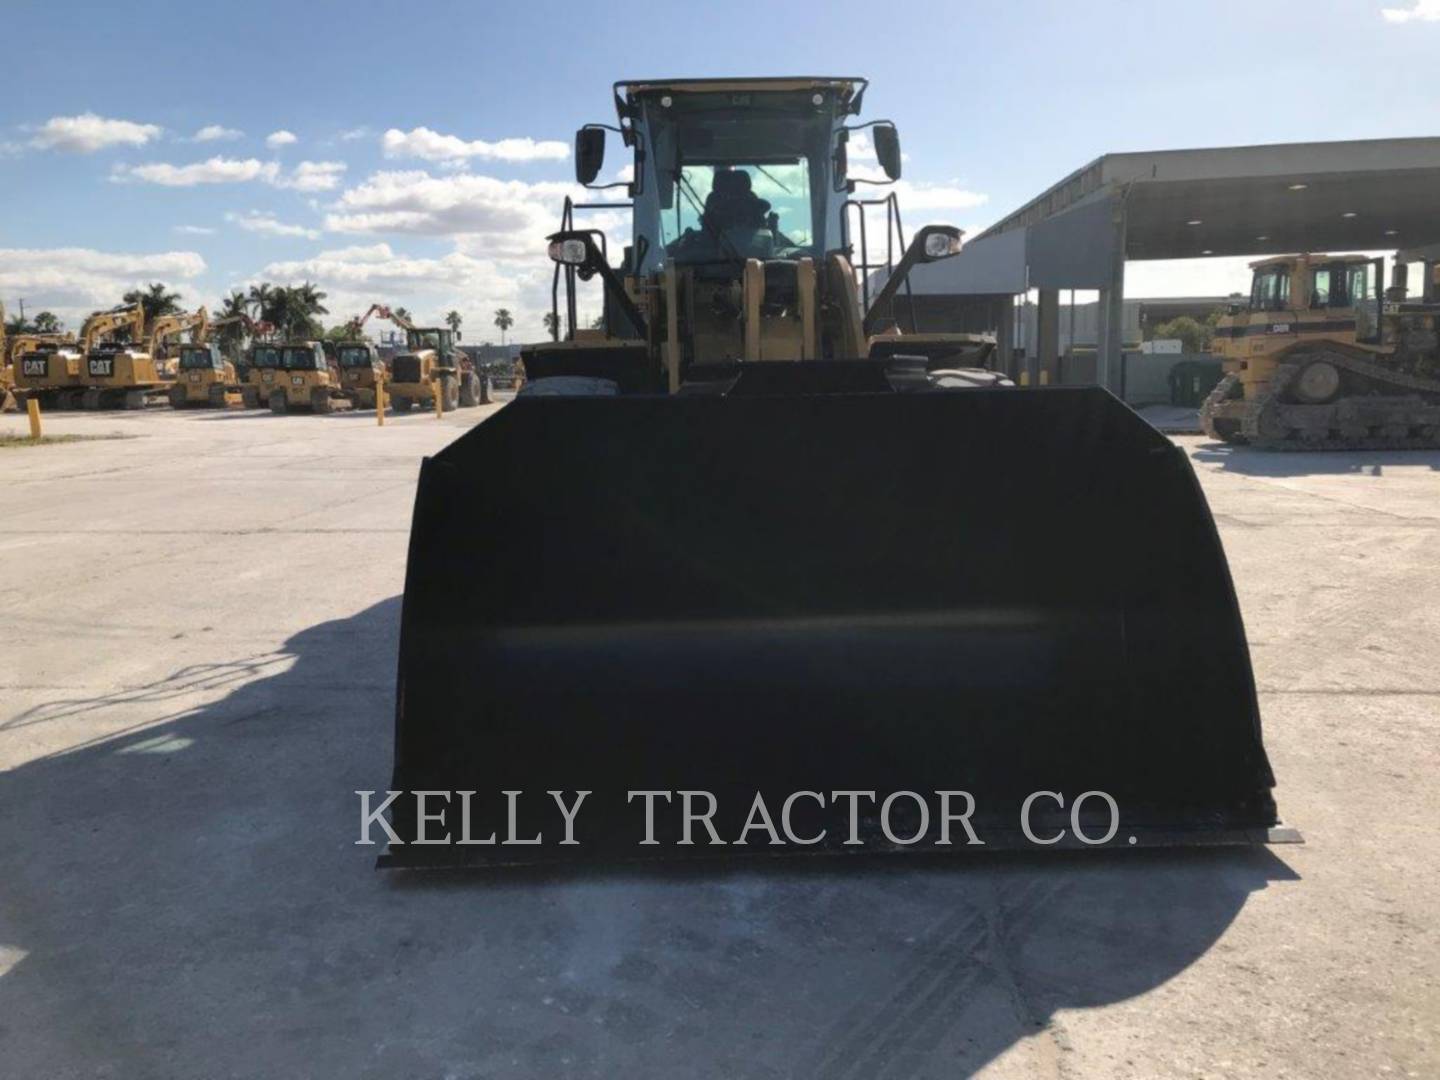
[2,0,1438,340]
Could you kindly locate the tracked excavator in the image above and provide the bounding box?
[12,303,145,409]
[2,304,77,411]
[383,77,1287,867]
[1202,252,1440,449]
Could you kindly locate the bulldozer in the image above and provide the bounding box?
[335,341,388,408]
[12,303,144,410]
[167,313,262,408]
[382,77,1286,867]
[240,343,284,408]
[266,341,352,414]
[1201,252,1440,449]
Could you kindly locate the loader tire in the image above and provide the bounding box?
[270,392,288,415]
[458,371,480,408]
[442,375,460,411]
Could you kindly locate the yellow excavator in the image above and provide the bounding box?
[12,303,144,409]
[71,306,210,409]
[3,303,77,411]
[1202,252,1440,449]
[381,76,1286,868]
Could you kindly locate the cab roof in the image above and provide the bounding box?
[614,77,868,119]
[1249,253,1374,270]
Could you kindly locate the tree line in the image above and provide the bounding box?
[6,282,524,356]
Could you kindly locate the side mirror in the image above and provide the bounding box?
[575,127,605,186]
[912,224,963,263]
[873,123,902,181]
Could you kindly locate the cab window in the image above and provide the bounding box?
[1345,263,1372,307]
[1251,268,1290,312]
[1310,269,1331,308]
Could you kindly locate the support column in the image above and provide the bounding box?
[1097,202,1128,395]
[1036,288,1059,386]
[994,296,1015,379]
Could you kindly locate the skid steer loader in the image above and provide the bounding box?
[382,77,1288,868]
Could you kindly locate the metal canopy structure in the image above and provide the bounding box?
[904,136,1440,389]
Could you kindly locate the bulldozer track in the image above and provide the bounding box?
[1203,345,1440,451]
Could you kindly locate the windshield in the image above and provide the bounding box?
[281,346,320,371]
[406,329,443,351]
[337,346,373,368]
[178,347,215,370]
[251,346,281,369]
[632,91,838,273]
[661,161,814,265]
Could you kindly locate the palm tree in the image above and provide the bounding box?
[445,310,463,336]
[123,282,183,324]
[214,290,251,356]
[247,283,274,323]
[493,307,514,345]
[4,312,31,335]
[542,311,560,339]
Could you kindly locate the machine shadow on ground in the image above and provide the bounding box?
[0,596,1297,1078]
[1193,442,1440,476]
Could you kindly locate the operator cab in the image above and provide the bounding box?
[177,344,223,371]
[337,343,380,369]
[249,345,282,369]
[404,328,454,354]
[281,343,327,372]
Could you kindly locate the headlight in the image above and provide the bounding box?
[547,238,589,265]
[923,231,962,258]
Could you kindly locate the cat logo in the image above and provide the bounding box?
[21,357,49,377]
[88,356,115,378]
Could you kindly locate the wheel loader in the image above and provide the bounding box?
[1202,253,1440,449]
[385,325,483,412]
[382,77,1286,867]
[12,303,144,410]
[266,341,352,414]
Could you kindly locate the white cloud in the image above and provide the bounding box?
[193,124,243,142]
[381,126,569,164]
[30,113,161,153]
[338,126,372,141]
[112,157,343,192]
[226,211,320,240]
[0,247,206,321]
[250,241,547,333]
[266,129,298,149]
[114,157,281,186]
[173,224,216,235]
[273,160,347,192]
[1382,0,1440,21]
[324,170,583,255]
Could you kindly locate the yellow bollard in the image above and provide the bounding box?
[27,397,42,440]
[434,379,444,419]
[376,380,386,426]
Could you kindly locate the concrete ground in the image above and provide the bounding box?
[0,403,1436,1079]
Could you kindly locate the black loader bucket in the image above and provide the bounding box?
[381,384,1284,868]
